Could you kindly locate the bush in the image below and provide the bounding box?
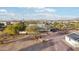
[3,25,17,35]
[51,22,66,30]
[3,22,26,35]
[14,23,26,31]
[26,24,39,34]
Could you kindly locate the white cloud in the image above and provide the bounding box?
[0,9,7,13]
[35,9,44,12]
[35,8,56,13]
[0,11,22,20]
[45,8,56,12]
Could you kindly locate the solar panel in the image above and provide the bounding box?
[67,33,79,41]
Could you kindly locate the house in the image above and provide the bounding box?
[0,22,7,26]
[37,24,48,32]
[0,21,7,31]
[10,21,20,24]
[65,33,79,47]
[28,24,49,32]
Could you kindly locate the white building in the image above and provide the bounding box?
[0,22,7,26]
[28,24,46,27]
[28,24,48,32]
[10,21,20,24]
[18,31,27,35]
[65,33,79,47]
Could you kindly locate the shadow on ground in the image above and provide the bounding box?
[19,40,55,51]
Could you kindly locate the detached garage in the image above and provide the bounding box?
[65,33,79,47]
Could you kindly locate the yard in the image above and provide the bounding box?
[0,31,78,51]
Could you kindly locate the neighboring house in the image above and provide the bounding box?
[65,33,79,47]
[0,22,7,26]
[0,22,7,31]
[28,24,48,32]
[0,21,19,26]
[28,23,36,27]
[10,21,20,24]
[37,24,46,28]
[37,24,48,32]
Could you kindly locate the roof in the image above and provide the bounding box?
[67,33,79,42]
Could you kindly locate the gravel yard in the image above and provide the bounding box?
[0,32,78,51]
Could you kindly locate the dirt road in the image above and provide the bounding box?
[20,32,75,51]
[0,32,77,51]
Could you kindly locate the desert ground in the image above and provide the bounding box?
[0,31,79,51]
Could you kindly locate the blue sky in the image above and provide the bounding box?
[0,7,79,20]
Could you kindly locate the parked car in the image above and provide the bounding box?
[50,28,59,32]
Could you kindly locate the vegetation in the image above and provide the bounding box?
[25,24,41,40]
[3,25,17,35]
[26,24,40,34]
[3,22,26,35]
[0,20,79,41]
[51,22,66,30]
[2,21,79,36]
[50,21,79,30]
[14,22,26,31]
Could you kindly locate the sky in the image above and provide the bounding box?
[0,7,79,20]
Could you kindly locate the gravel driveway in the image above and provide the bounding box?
[0,32,78,51]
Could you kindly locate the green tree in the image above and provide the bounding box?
[66,22,76,30]
[51,22,65,30]
[26,24,39,34]
[14,23,26,31]
[4,25,17,35]
[4,22,26,35]
[26,24,40,39]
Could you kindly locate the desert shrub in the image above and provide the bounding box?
[3,22,26,35]
[3,25,17,35]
